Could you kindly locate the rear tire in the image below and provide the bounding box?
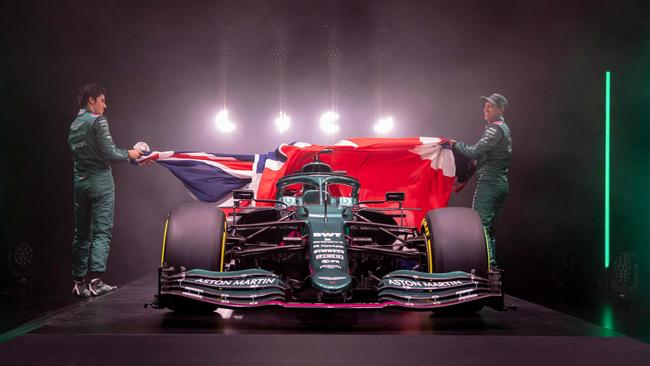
[161,204,226,313]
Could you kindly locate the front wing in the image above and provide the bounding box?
[158,268,501,310]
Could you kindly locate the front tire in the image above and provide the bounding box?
[422,207,489,278]
[162,203,226,272]
[161,204,226,313]
[422,207,489,314]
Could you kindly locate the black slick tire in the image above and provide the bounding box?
[422,207,489,277]
[422,207,489,314]
[163,203,226,272]
[161,203,226,314]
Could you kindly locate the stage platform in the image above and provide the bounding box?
[1,273,649,365]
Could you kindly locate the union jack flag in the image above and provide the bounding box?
[138,137,460,226]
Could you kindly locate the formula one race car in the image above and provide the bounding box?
[150,150,501,313]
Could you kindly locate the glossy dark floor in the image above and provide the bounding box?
[1,273,649,365]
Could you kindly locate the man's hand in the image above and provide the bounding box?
[139,157,155,166]
[128,149,142,160]
[439,138,456,149]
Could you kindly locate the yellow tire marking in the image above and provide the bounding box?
[219,220,226,271]
[483,226,491,272]
[161,217,169,267]
[422,218,433,273]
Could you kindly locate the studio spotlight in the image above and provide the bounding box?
[373,116,394,134]
[275,112,291,133]
[215,109,236,133]
[320,111,340,134]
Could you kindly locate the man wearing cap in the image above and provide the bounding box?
[68,83,142,297]
[451,93,512,269]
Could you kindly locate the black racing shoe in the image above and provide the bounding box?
[72,280,91,298]
[89,278,117,296]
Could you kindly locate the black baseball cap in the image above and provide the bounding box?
[481,93,508,109]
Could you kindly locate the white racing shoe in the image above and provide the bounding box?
[72,280,91,298]
[89,278,117,296]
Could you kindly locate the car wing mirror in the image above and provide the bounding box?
[385,192,405,202]
[233,190,254,200]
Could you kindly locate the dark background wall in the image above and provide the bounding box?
[1,0,649,309]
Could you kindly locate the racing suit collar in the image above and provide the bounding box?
[78,108,101,117]
[485,116,504,127]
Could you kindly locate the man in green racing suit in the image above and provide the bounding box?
[68,83,142,297]
[451,93,512,269]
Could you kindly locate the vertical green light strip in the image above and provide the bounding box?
[605,71,611,269]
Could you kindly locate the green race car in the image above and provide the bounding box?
[150,150,501,313]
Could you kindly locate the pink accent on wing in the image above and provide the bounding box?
[162,290,499,310]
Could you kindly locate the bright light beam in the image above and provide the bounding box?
[605,70,610,269]
[373,116,394,134]
[320,111,340,134]
[215,109,236,133]
[275,112,291,133]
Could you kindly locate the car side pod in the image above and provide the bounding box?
[377,270,499,307]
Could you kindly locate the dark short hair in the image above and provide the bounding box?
[77,83,107,107]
